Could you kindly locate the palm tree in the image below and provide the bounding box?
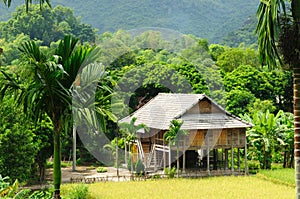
[3,0,51,11]
[0,35,96,199]
[163,120,188,177]
[255,1,300,197]
[119,117,149,172]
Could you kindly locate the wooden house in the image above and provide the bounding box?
[119,93,251,175]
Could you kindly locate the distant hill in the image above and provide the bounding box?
[0,0,259,43]
[221,16,258,47]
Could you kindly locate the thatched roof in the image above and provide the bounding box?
[119,93,251,130]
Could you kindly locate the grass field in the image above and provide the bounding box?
[257,168,295,187]
[61,175,295,199]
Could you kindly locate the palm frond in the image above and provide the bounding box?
[255,0,286,67]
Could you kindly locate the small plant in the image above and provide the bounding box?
[96,166,108,173]
[164,167,176,178]
[151,174,161,179]
[135,159,145,176]
[248,160,260,174]
[67,184,89,199]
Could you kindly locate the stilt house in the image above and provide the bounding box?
[119,93,252,175]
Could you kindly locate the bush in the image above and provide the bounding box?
[135,159,145,176]
[96,167,108,173]
[164,167,176,178]
[248,160,260,174]
[67,184,89,199]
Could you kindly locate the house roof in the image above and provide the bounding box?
[119,93,251,130]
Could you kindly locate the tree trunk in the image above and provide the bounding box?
[53,126,61,199]
[72,126,76,172]
[294,63,300,198]
[283,146,287,168]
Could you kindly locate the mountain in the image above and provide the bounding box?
[0,0,259,43]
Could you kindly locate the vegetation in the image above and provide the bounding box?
[96,167,108,173]
[61,176,294,199]
[0,1,298,198]
[0,0,258,44]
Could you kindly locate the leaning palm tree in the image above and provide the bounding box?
[0,35,96,199]
[255,0,300,197]
[163,120,188,177]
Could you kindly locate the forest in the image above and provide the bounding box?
[0,2,297,199]
[0,0,258,44]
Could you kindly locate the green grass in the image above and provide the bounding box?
[61,176,294,199]
[257,168,295,187]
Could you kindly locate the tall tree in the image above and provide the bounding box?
[0,35,96,199]
[3,0,51,11]
[255,0,300,197]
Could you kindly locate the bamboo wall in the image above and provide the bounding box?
[188,128,246,149]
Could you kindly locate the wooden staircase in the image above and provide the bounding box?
[146,144,170,171]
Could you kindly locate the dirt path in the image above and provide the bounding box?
[46,166,131,183]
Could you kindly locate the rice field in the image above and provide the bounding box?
[61,175,295,199]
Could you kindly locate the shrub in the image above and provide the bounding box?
[248,160,260,174]
[164,167,176,178]
[67,184,89,199]
[135,159,145,176]
[96,167,108,173]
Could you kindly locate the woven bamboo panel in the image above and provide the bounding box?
[189,130,204,147]
[216,129,227,145]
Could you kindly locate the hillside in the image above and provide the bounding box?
[0,0,259,43]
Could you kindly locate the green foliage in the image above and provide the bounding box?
[216,47,259,72]
[224,65,292,112]
[0,4,97,46]
[226,89,256,116]
[222,16,258,47]
[96,167,108,173]
[135,159,145,176]
[242,110,293,169]
[248,160,260,174]
[66,184,89,199]
[164,167,176,178]
[248,99,276,115]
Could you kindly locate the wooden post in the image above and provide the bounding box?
[125,141,127,165]
[116,129,119,180]
[207,145,210,175]
[183,139,186,174]
[238,148,241,172]
[169,143,171,169]
[225,149,228,170]
[231,145,234,174]
[244,138,248,175]
[154,139,157,171]
[163,140,166,170]
[72,127,76,172]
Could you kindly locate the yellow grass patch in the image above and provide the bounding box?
[62,176,294,199]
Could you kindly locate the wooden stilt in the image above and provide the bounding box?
[154,139,157,172]
[231,145,234,174]
[207,144,210,176]
[163,140,166,170]
[183,139,186,174]
[244,138,248,175]
[238,148,240,172]
[169,143,171,169]
[225,149,228,170]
